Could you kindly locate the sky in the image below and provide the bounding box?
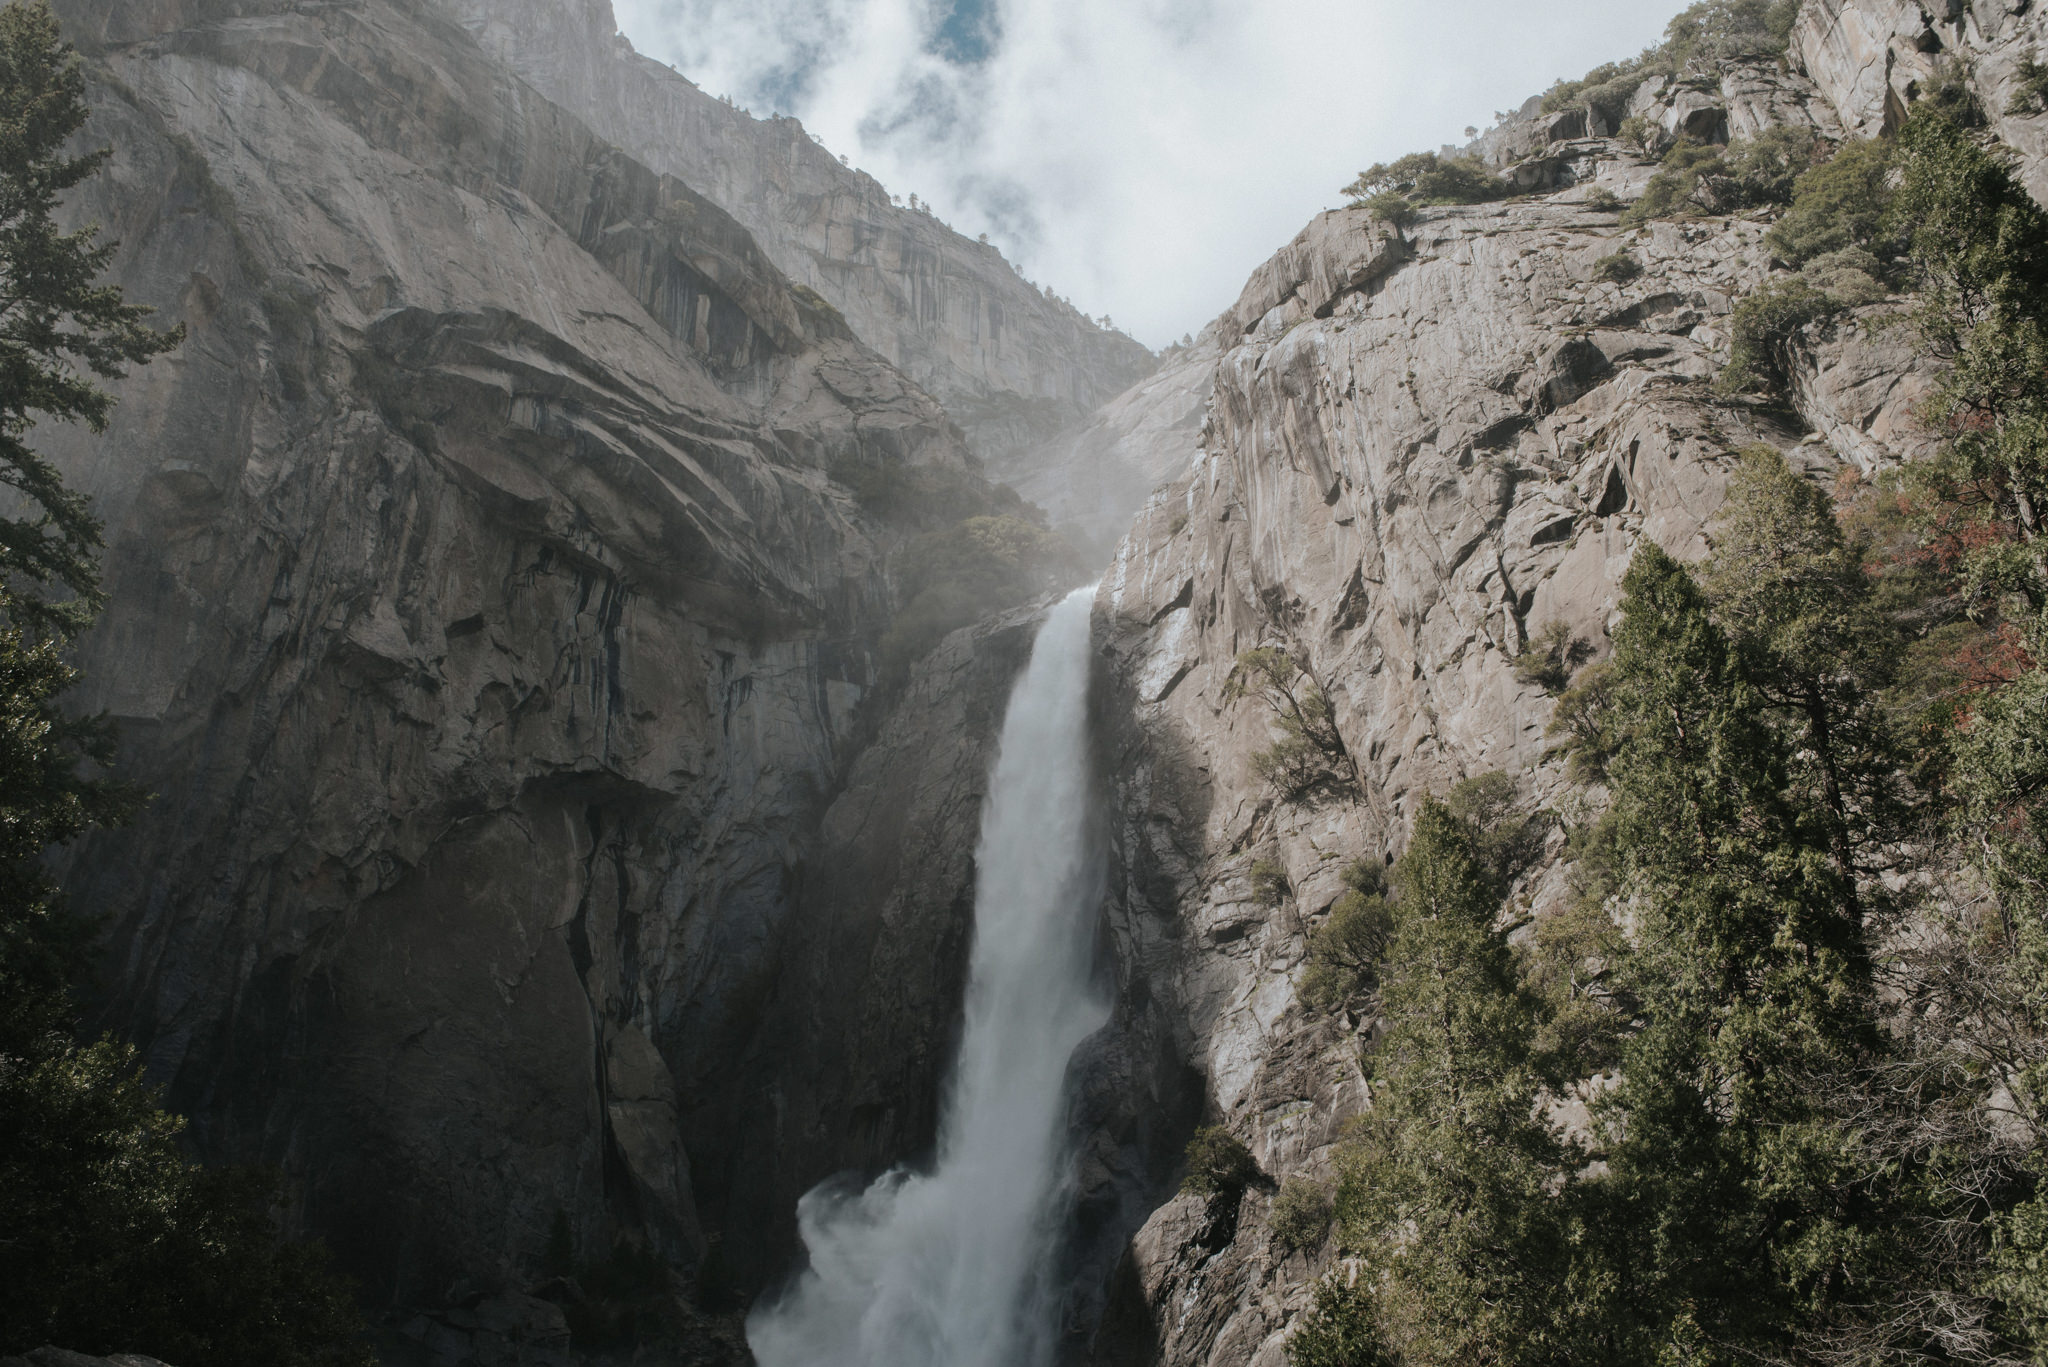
[610,0,1696,349]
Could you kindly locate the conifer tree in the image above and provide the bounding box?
[1324,801,1577,1366]
[1593,543,1890,1363]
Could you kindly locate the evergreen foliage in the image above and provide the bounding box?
[1226,647,1359,803]
[0,0,180,635]
[1344,153,1504,211]
[1623,127,1820,226]
[1326,801,1577,1366]
[1765,138,1896,267]
[1512,620,1593,692]
[1183,1126,1262,1200]
[1300,859,1393,1012]
[1591,250,1641,284]
[1271,1178,1333,1253]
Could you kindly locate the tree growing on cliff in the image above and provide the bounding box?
[1323,801,1580,1366]
[1225,647,1359,802]
[0,5,367,1361]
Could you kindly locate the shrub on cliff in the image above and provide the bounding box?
[1300,860,1392,1012]
[1514,620,1594,691]
[1765,137,1896,266]
[1590,249,1641,284]
[1288,1276,1390,1367]
[1541,1,1798,132]
[1225,648,1359,803]
[1623,126,1819,226]
[2011,57,2048,116]
[1270,1178,1333,1253]
[0,6,368,1361]
[1343,153,1503,211]
[1181,1126,1261,1200]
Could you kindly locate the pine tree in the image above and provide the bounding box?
[1592,544,1889,1363]
[1326,801,1577,1366]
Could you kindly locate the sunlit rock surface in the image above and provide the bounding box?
[1075,21,1968,1361]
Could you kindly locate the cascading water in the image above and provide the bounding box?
[747,586,1109,1367]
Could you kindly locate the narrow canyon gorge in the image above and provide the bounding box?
[26,0,2048,1363]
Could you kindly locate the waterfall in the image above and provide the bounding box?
[747,586,1109,1367]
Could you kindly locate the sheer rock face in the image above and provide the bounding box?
[48,0,1038,1327]
[425,0,1157,489]
[1076,30,1959,1363]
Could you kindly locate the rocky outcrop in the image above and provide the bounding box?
[1075,26,1959,1360]
[48,0,1048,1348]
[426,0,1157,489]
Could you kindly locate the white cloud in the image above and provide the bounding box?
[611,0,1694,347]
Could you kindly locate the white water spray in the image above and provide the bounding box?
[747,586,1109,1367]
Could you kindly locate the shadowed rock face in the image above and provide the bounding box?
[47,0,1046,1331]
[425,0,1158,490]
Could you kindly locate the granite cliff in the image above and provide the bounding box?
[1075,4,2048,1363]
[47,0,1065,1356]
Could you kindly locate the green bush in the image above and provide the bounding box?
[1182,1126,1261,1200]
[1720,277,1842,393]
[1582,187,1626,214]
[2009,57,2048,116]
[1591,249,1642,284]
[1363,190,1414,227]
[1919,57,1985,127]
[1445,771,1550,889]
[1624,127,1818,226]
[1661,0,1800,67]
[1226,648,1358,803]
[1765,138,1895,266]
[1345,152,1504,210]
[1514,620,1595,692]
[1299,861,1394,1011]
[1270,1177,1333,1253]
[1799,247,1888,305]
[1617,114,1660,155]
[1288,1275,1390,1367]
[1251,857,1290,907]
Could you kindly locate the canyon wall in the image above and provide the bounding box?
[1074,5,2043,1361]
[42,0,2048,1363]
[48,0,1059,1355]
